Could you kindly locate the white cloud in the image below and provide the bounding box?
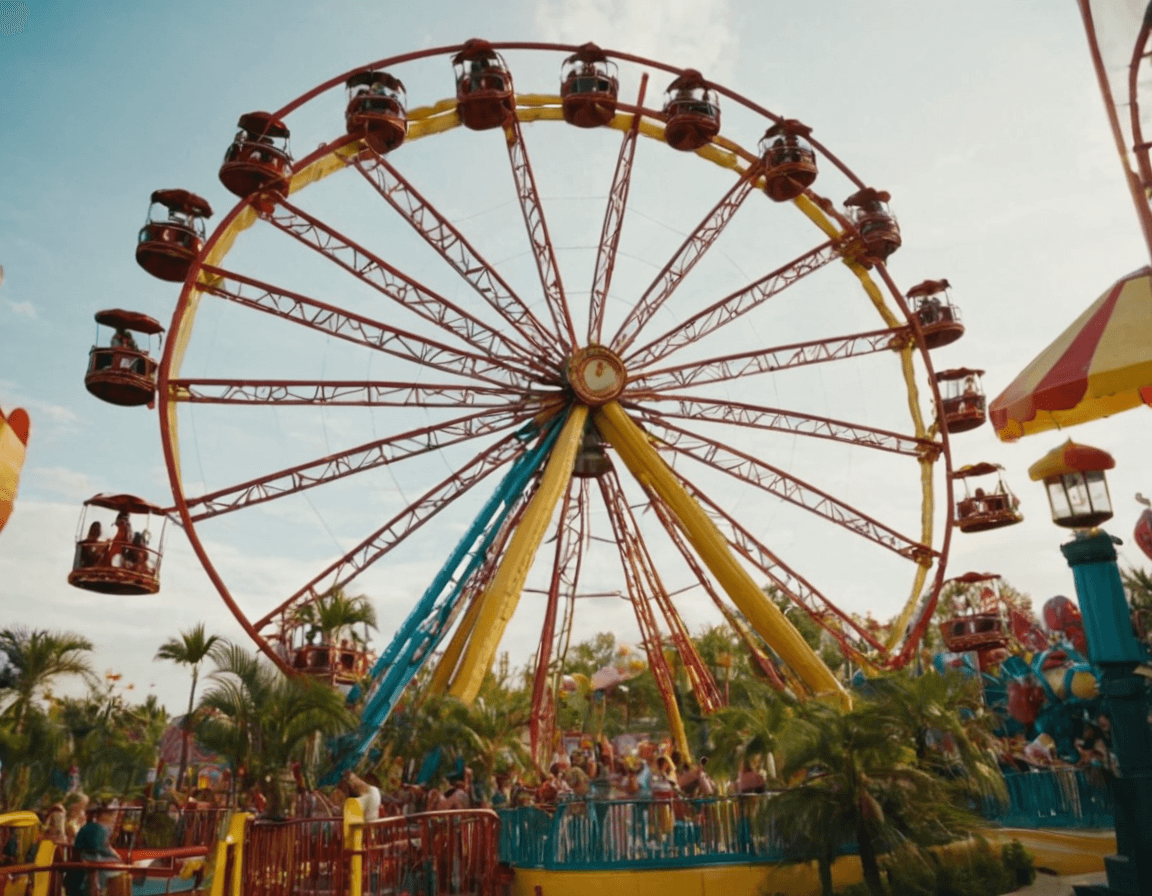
[532,0,739,83]
[4,300,36,318]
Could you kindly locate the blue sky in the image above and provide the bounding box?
[2,0,1151,713]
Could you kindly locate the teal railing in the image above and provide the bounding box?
[497,770,1115,870]
[984,769,1115,829]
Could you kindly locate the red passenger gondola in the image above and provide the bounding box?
[135,189,212,282]
[84,309,164,407]
[662,70,720,152]
[453,39,515,131]
[938,572,1010,666]
[345,71,408,154]
[68,494,167,595]
[952,463,1024,533]
[907,278,965,348]
[844,187,901,264]
[935,367,987,434]
[219,111,293,200]
[283,626,372,691]
[759,120,818,202]
[560,43,619,129]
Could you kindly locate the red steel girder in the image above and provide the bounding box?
[596,473,682,732]
[351,152,561,361]
[599,470,723,714]
[610,166,759,355]
[644,494,787,693]
[185,405,530,523]
[634,395,935,458]
[683,477,889,661]
[199,265,533,390]
[170,378,538,408]
[268,198,549,375]
[650,418,938,563]
[588,75,648,345]
[630,326,912,393]
[530,479,588,766]
[254,432,528,630]
[623,240,839,370]
[503,115,578,349]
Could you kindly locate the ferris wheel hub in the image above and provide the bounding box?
[566,345,627,406]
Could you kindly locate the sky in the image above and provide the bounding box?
[2,0,1151,716]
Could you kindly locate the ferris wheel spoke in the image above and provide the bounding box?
[253,431,530,631]
[503,115,578,350]
[623,239,839,370]
[644,492,787,692]
[266,197,547,373]
[600,470,723,715]
[170,377,539,407]
[648,418,937,563]
[530,478,587,765]
[185,405,533,523]
[198,265,534,389]
[609,166,760,355]
[633,394,935,458]
[588,75,649,345]
[349,152,561,362]
[628,325,912,393]
[597,472,694,755]
[683,479,887,662]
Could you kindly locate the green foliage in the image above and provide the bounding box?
[291,587,377,646]
[1000,838,1036,887]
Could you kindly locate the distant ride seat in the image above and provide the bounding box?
[759,120,818,202]
[84,309,164,407]
[135,189,212,282]
[845,187,900,264]
[345,70,408,154]
[662,69,720,152]
[560,43,619,129]
[219,111,293,200]
[907,279,965,349]
[454,39,515,131]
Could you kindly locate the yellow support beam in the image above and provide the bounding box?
[448,405,589,704]
[595,401,849,705]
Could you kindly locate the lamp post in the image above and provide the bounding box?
[1029,441,1152,896]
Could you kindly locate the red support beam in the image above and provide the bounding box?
[623,240,839,370]
[171,378,536,408]
[503,115,578,349]
[609,166,759,355]
[633,395,936,458]
[185,405,531,522]
[199,265,532,389]
[629,326,912,393]
[649,418,938,564]
[254,433,527,631]
[588,75,648,345]
[351,152,561,361]
[267,198,549,375]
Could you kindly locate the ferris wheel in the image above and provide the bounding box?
[88,41,965,765]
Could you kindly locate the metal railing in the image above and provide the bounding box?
[241,816,343,896]
[984,768,1115,829]
[498,793,791,870]
[349,809,500,896]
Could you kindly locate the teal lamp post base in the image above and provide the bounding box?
[1061,532,1152,896]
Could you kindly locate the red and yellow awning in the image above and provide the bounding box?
[990,267,1152,441]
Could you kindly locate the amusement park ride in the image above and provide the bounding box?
[69,39,1035,777]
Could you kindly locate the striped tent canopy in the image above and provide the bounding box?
[989,267,1152,441]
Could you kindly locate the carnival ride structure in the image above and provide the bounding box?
[72,40,1015,779]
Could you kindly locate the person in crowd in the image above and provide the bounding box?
[342,771,381,820]
[63,793,89,842]
[42,804,69,848]
[64,805,125,896]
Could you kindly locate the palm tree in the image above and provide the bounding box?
[707,675,794,785]
[292,587,377,647]
[0,627,95,734]
[770,693,991,896]
[155,624,222,792]
[197,642,353,816]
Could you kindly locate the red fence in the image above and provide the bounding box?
[242,816,344,896]
[354,810,500,896]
